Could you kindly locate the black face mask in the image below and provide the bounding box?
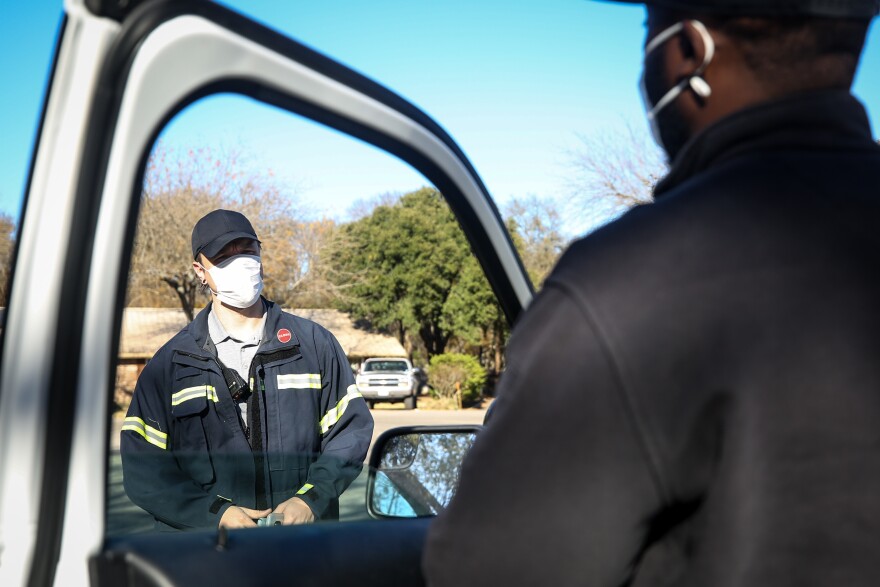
[639,19,716,162]
[642,50,693,162]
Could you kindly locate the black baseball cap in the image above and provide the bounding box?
[191,209,259,260]
[598,0,879,17]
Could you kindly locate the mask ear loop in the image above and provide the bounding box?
[645,19,716,119]
[688,20,715,99]
[644,21,684,54]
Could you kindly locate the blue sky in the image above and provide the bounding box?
[2,1,879,231]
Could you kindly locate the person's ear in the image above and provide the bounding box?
[673,20,716,99]
[193,260,207,284]
[676,21,705,65]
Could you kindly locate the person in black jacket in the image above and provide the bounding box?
[121,209,373,530]
[424,1,880,585]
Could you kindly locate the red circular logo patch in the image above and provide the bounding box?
[277,329,292,344]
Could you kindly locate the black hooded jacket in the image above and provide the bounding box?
[424,91,880,586]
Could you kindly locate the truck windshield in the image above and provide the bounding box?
[365,361,409,372]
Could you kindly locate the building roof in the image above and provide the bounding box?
[118,307,406,360]
[119,308,190,359]
[293,308,408,360]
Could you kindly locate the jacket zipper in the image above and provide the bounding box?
[177,345,299,510]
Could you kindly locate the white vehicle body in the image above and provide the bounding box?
[357,357,417,404]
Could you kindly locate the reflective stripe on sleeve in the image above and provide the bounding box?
[296,483,314,495]
[319,385,362,434]
[171,385,218,406]
[277,373,322,390]
[122,416,168,450]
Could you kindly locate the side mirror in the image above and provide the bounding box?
[366,426,481,518]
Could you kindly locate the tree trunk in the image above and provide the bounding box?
[162,275,195,322]
[395,322,406,347]
[419,323,449,359]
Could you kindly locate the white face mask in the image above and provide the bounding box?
[204,254,264,309]
[639,20,715,149]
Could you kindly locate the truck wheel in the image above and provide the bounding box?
[367,400,375,409]
[404,395,417,410]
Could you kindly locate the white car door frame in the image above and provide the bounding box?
[0,1,533,586]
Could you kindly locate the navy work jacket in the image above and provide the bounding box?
[121,300,373,530]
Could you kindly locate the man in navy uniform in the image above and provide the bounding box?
[425,1,880,584]
[122,209,373,530]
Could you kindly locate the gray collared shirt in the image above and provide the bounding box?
[208,305,267,427]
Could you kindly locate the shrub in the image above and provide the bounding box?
[428,353,487,407]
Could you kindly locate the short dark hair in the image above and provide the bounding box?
[708,16,871,94]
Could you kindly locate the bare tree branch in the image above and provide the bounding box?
[503,196,568,287]
[128,143,344,314]
[564,124,667,231]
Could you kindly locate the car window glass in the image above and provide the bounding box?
[108,94,506,535]
[372,431,478,517]
[364,361,409,372]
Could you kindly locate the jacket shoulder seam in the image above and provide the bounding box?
[550,279,672,505]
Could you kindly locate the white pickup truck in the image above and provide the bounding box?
[356,358,420,409]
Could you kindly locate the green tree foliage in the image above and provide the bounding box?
[440,253,508,372]
[440,256,502,348]
[428,353,487,406]
[329,187,502,359]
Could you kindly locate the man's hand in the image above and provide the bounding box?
[273,496,316,525]
[219,505,271,529]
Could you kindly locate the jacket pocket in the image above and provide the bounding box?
[171,395,215,485]
[269,465,310,506]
